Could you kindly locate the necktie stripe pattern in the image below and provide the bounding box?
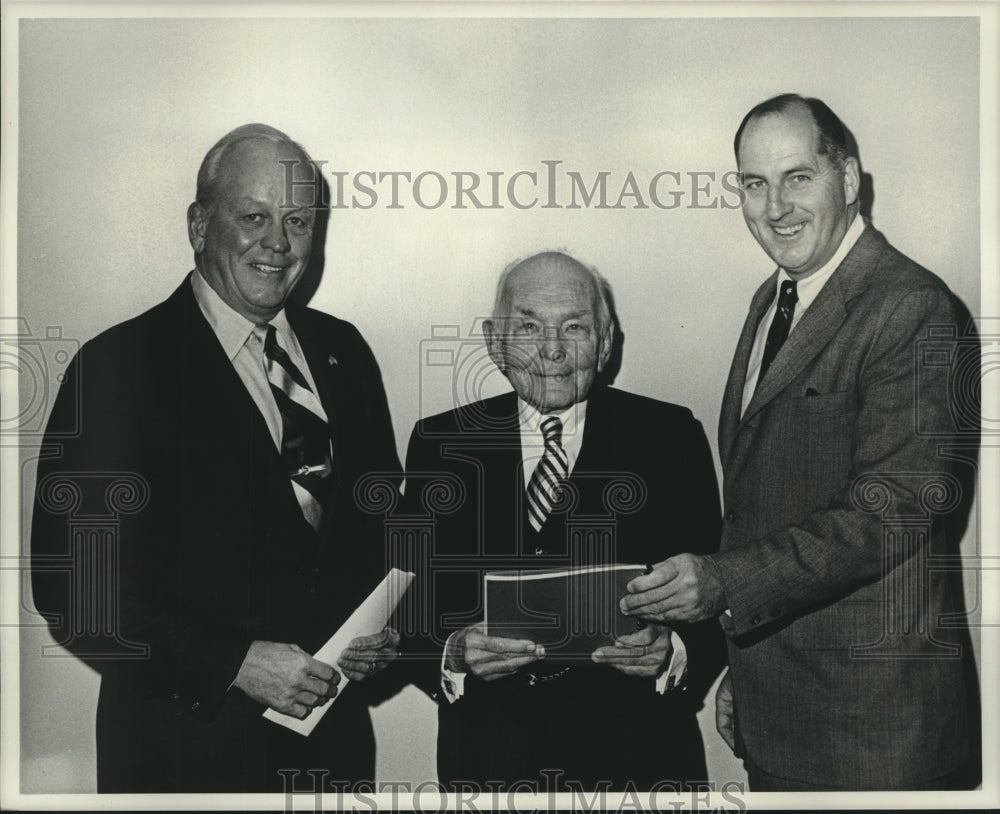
[263,330,327,421]
[756,279,798,391]
[526,416,569,532]
[262,325,332,529]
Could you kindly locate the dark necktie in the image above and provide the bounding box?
[262,324,331,529]
[526,416,569,532]
[756,279,798,391]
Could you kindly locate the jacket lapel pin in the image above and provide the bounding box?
[328,354,338,366]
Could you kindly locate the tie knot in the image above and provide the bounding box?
[261,323,278,356]
[540,416,563,445]
[779,280,798,305]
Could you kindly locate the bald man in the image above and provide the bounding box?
[621,94,976,790]
[398,252,726,790]
[30,124,401,792]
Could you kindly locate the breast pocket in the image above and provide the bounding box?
[772,388,858,510]
[787,388,857,414]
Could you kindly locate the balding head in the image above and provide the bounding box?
[195,123,313,211]
[187,124,319,322]
[734,93,851,173]
[485,251,615,413]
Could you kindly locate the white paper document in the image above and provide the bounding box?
[263,567,415,736]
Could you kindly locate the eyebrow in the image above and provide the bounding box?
[740,164,816,183]
[782,165,815,177]
[237,198,313,215]
[514,308,592,320]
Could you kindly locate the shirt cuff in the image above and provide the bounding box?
[440,630,467,704]
[655,630,688,694]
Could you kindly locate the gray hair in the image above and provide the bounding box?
[490,251,615,337]
[195,123,311,207]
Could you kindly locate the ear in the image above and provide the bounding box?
[187,202,208,253]
[842,156,860,208]
[483,318,506,372]
[596,319,615,372]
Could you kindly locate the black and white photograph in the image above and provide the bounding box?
[1,1,996,810]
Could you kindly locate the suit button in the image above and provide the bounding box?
[534,547,546,556]
[771,608,782,618]
[751,615,762,626]
[724,509,738,523]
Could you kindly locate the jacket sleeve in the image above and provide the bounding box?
[664,413,728,702]
[390,421,453,700]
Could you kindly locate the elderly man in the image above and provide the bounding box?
[622,94,976,790]
[399,252,725,790]
[30,124,401,792]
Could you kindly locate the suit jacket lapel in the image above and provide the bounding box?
[573,387,608,475]
[172,280,310,533]
[737,224,883,428]
[719,275,775,464]
[472,393,524,556]
[174,280,278,455]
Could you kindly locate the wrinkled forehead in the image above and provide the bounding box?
[504,258,598,314]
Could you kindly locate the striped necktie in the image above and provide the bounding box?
[526,416,569,532]
[261,324,332,529]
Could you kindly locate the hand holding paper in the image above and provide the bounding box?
[449,624,545,681]
[338,627,401,682]
[620,554,726,623]
[263,568,414,736]
[590,623,673,678]
[234,641,339,720]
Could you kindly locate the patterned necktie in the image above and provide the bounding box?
[756,279,798,391]
[526,416,569,532]
[262,324,332,529]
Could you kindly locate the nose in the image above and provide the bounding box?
[766,184,792,220]
[261,219,290,253]
[540,328,567,362]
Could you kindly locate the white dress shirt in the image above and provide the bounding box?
[440,397,686,701]
[741,213,866,416]
[190,269,327,450]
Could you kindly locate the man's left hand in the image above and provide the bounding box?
[338,627,401,682]
[591,623,672,678]
[620,554,726,623]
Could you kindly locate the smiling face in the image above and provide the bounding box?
[486,254,613,414]
[188,138,316,322]
[737,105,859,279]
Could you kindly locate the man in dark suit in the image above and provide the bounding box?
[397,251,725,790]
[622,95,976,790]
[30,124,402,792]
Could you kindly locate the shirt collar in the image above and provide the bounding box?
[516,397,586,443]
[190,269,293,360]
[776,212,866,308]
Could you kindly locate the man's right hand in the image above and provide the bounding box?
[447,624,544,681]
[233,640,340,719]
